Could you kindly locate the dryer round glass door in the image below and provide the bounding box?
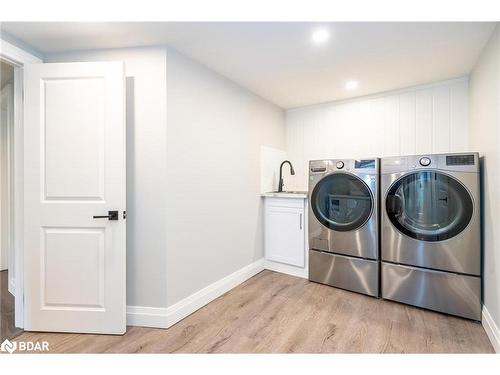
[386,171,473,242]
[311,173,373,231]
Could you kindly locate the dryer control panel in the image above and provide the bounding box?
[381,153,479,175]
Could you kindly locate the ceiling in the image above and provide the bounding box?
[1,22,496,108]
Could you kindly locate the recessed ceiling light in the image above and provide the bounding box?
[345,80,359,91]
[311,28,330,45]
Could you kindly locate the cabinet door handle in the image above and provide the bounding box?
[300,213,303,230]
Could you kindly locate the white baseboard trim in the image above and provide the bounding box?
[126,305,169,328]
[127,258,265,329]
[8,278,15,296]
[263,259,308,279]
[164,258,265,328]
[482,306,500,353]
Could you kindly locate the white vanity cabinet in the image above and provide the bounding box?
[262,194,308,278]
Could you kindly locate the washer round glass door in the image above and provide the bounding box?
[386,171,473,242]
[311,172,373,231]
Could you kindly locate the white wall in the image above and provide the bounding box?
[46,45,286,316]
[469,24,500,350]
[286,78,469,190]
[165,48,286,306]
[46,47,169,308]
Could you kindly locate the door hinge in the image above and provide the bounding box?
[123,210,127,219]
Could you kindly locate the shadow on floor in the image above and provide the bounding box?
[1,270,23,341]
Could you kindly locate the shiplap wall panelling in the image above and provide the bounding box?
[432,85,452,153]
[384,95,400,156]
[399,92,416,155]
[415,89,433,154]
[285,78,469,190]
[357,100,375,157]
[450,80,469,151]
[368,97,385,157]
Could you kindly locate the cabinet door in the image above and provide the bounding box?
[265,206,305,267]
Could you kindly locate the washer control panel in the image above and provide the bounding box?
[310,158,379,175]
[419,157,431,167]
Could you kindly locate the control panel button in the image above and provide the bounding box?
[336,161,344,169]
[419,157,431,167]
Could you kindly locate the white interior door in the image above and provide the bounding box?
[24,62,126,334]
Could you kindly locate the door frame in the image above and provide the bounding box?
[0,37,42,328]
[1,82,14,280]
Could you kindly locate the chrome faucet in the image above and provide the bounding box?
[278,160,295,192]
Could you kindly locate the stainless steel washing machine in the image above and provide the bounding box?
[308,158,379,297]
[381,152,481,320]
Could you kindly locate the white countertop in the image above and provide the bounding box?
[261,191,308,199]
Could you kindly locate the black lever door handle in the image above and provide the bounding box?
[93,210,119,220]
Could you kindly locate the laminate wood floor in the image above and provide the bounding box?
[12,270,494,353]
[1,270,23,341]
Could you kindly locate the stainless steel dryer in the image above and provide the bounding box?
[308,158,379,297]
[381,153,481,320]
